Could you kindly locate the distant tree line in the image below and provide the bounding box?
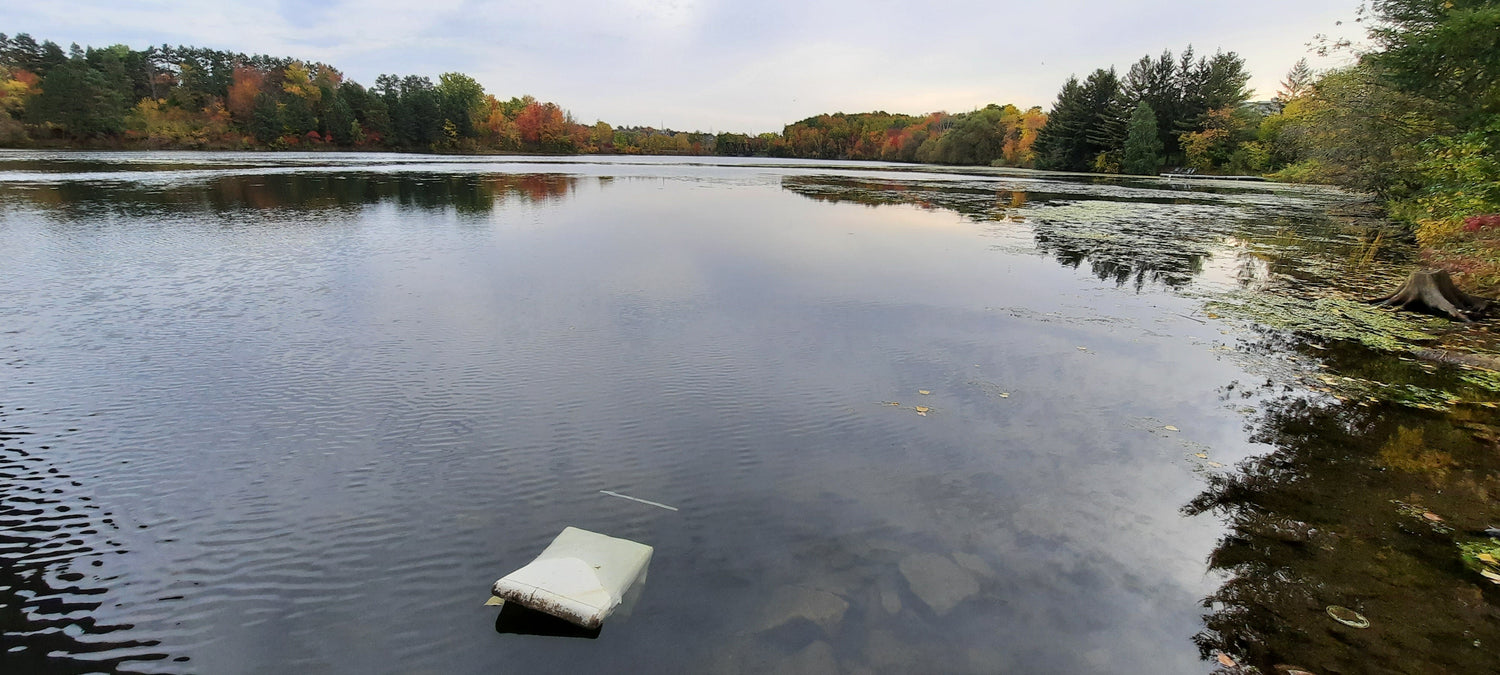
[0,34,721,155]
[769,105,1047,166]
[0,33,1047,166]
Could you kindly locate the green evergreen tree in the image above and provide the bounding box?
[1122,102,1164,175]
[281,95,317,137]
[323,89,356,145]
[249,92,283,144]
[1034,76,1085,170]
[29,56,127,138]
[1034,68,1123,171]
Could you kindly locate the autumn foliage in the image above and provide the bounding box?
[1,31,1045,166]
[226,66,264,121]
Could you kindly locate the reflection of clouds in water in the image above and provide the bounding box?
[693,289,1260,672]
[1191,236,1275,292]
[0,154,1404,673]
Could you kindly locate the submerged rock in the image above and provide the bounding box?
[877,577,902,615]
[859,628,920,672]
[784,640,841,675]
[755,585,849,633]
[951,551,995,578]
[898,553,979,615]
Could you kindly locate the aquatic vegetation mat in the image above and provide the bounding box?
[1206,291,1500,410]
[1459,540,1500,585]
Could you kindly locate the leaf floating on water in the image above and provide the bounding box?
[1206,461,1224,468]
[1164,425,1179,432]
[1479,553,1497,564]
[1194,453,1209,459]
[883,401,901,406]
[1216,652,1236,667]
[999,392,1010,398]
[1076,346,1088,351]
[1482,569,1500,583]
[914,406,930,414]
[918,390,931,395]
[1325,605,1370,628]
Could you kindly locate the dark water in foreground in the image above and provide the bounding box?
[0,151,1496,674]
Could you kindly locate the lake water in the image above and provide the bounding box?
[1,151,1497,674]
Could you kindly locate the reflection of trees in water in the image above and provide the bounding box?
[781,175,1403,293]
[781,175,1224,289]
[780,175,1034,221]
[1030,220,1208,290]
[1185,344,1500,674]
[0,173,582,216]
[0,414,173,673]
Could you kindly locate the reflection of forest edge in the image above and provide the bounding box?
[778,174,1412,293]
[0,172,583,215]
[1187,365,1500,674]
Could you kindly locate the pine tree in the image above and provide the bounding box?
[1034,68,1123,171]
[249,92,282,144]
[28,56,127,137]
[1122,102,1164,175]
[1276,58,1314,103]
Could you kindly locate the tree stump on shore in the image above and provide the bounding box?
[1368,269,1492,322]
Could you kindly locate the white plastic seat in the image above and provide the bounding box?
[490,527,653,629]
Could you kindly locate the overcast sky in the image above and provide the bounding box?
[10,1,1366,133]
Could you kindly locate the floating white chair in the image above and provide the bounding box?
[489,527,653,629]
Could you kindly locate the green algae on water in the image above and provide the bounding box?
[1207,291,1500,410]
[1207,292,1445,353]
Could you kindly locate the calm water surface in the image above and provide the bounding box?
[1,151,1496,674]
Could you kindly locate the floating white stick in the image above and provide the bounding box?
[599,490,678,512]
